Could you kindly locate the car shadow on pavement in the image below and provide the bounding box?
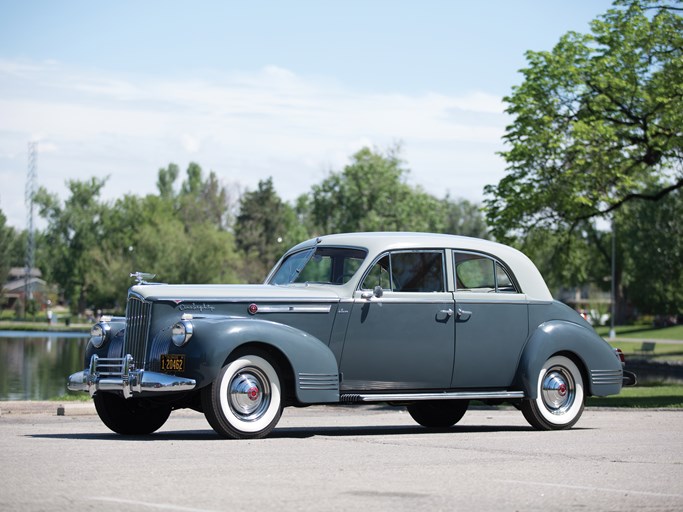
[28,423,552,441]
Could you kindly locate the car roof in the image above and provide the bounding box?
[287,232,553,301]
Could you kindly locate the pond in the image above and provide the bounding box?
[0,331,89,401]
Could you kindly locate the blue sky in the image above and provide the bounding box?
[0,0,614,229]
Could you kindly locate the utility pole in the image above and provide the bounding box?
[24,141,37,316]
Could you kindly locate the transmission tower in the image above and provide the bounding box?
[24,141,37,312]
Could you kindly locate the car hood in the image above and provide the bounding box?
[130,283,344,302]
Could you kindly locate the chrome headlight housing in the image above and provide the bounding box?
[89,322,111,348]
[172,319,194,347]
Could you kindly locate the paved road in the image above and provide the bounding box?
[1,405,682,512]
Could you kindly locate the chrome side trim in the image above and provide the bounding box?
[255,305,332,314]
[591,369,623,386]
[67,354,196,399]
[340,390,525,403]
[298,373,339,390]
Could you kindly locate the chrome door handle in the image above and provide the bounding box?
[457,308,472,320]
[439,308,454,317]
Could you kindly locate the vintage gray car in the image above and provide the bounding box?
[68,232,635,438]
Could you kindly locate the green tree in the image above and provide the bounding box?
[156,163,179,200]
[176,162,235,230]
[619,189,683,314]
[439,196,489,239]
[306,146,489,237]
[235,178,305,282]
[0,209,16,304]
[35,177,108,314]
[485,0,683,241]
[309,146,439,233]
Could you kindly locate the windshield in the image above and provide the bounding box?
[269,246,367,285]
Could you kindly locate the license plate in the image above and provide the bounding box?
[160,354,185,373]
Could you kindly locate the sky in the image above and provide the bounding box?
[0,0,615,230]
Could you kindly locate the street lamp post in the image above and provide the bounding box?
[609,216,616,340]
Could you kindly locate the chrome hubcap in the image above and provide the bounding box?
[541,366,575,415]
[228,367,271,421]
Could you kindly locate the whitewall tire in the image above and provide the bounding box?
[203,353,283,439]
[521,355,585,430]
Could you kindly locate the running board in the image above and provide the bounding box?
[340,390,525,403]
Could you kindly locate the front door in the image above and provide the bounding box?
[339,250,455,391]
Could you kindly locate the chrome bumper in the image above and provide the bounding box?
[623,370,637,387]
[67,354,196,399]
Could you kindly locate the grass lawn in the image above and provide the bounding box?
[595,324,683,341]
[607,341,683,362]
[587,384,683,409]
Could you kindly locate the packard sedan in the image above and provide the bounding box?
[68,232,634,438]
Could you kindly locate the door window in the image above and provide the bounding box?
[361,251,445,292]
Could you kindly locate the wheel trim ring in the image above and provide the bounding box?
[541,366,575,415]
[228,366,271,421]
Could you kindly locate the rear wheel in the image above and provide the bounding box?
[94,393,171,435]
[520,355,585,430]
[407,400,469,428]
[202,353,283,439]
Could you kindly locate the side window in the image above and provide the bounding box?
[455,253,495,291]
[495,262,517,293]
[455,252,519,293]
[361,252,445,292]
[391,252,444,292]
[361,255,391,290]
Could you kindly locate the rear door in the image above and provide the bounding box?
[451,251,529,388]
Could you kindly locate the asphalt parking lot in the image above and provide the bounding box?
[1,404,682,512]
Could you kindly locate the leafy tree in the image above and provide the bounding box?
[235,178,305,282]
[306,146,489,237]
[485,0,683,241]
[309,146,436,233]
[156,163,179,200]
[0,209,16,303]
[439,195,489,239]
[176,162,236,231]
[619,189,683,314]
[34,177,108,314]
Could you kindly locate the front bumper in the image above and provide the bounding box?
[67,354,196,399]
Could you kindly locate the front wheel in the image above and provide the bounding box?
[202,353,283,439]
[94,393,171,435]
[520,355,585,430]
[407,400,469,428]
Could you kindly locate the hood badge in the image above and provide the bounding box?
[177,302,215,312]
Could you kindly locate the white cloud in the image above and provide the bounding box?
[0,59,507,229]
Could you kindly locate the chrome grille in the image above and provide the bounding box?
[124,295,152,367]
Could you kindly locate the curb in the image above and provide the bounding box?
[0,401,96,417]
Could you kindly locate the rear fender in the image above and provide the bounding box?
[517,320,623,399]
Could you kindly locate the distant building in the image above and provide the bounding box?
[2,267,50,309]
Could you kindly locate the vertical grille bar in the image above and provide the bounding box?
[124,295,151,368]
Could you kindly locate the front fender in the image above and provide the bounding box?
[184,317,340,404]
[517,320,623,399]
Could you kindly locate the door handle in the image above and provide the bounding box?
[436,308,454,323]
[457,307,472,321]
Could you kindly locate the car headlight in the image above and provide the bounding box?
[172,319,194,347]
[89,322,111,348]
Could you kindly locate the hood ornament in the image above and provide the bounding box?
[130,272,157,285]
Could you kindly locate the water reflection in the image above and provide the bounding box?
[0,331,89,401]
